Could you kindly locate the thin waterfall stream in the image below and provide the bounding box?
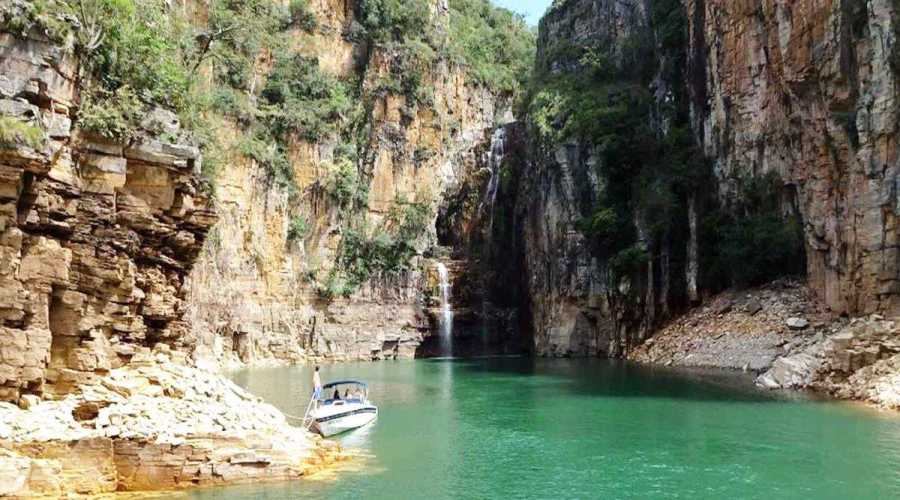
[436,263,453,356]
[481,126,507,236]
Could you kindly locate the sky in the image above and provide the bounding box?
[490,0,554,26]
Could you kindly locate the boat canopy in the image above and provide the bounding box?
[322,380,368,389]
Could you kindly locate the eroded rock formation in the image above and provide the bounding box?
[0,347,345,496]
[0,31,215,404]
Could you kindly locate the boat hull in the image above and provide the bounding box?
[312,404,378,437]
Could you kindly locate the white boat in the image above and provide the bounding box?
[306,380,378,437]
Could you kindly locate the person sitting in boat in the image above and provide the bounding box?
[344,388,351,399]
[333,388,341,400]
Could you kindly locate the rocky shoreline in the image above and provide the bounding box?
[0,346,347,497]
[628,280,900,411]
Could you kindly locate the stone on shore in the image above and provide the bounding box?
[786,318,810,330]
[0,355,346,496]
[628,280,821,373]
[757,352,821,389]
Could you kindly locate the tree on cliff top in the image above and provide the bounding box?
[356,0,536,95]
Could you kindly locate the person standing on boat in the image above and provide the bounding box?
[313,366,322,402]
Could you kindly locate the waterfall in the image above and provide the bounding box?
[480,126,507,234]
[436,262,453,356]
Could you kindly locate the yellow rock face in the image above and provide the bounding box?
[186,0,506,367]
[0,33,216,403]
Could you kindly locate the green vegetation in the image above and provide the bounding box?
[321,197,431,298]
[355,0,535,95]
[0,116,46,149]
[701,173,805,288]
[447,0,535,93]
[260,54,353,142]
[238,134,294,189]
[287,215,310,242]
[207,0,291,92]
[288,0,317,32]
[1,0,199,140]
[608,245,650,281]
[323,158,368,209]
[79,1,191,111]
[0,0,330,188]
[358,0,433,44]
[77,86,144,142]
[0,0,74,43]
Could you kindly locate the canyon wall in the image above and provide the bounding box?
[185,0,511,367]
[518,0,672,357]
[0,32,215,403]
[518,0,900,357]
[686,0,900,315]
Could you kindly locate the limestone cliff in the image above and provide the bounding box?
[0,31,215,403]
[185,0,522,366]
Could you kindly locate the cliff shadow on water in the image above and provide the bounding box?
[421,356,816,404]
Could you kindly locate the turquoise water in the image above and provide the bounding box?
[191,358,900,499]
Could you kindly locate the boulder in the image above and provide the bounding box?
[17,394,40,410]
[786,317,809,330]
[714,300,733,315]
[0,449,30,496]
[757,353,821,389]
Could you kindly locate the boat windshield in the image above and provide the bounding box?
[318,381,367,404]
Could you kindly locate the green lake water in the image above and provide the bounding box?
[190,358,900,499]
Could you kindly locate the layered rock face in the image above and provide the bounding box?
[686,0,900,315]
[187,0,507,367]
[0,32,215,403]
[519,0,900,358]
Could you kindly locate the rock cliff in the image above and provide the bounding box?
[0,0,533,378]
[518,0,693,356]
[515,0,900,358]
[0,30,215,404]
[186,0,522,366]
[686,0,900,315]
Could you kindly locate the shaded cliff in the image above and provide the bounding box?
[513,0,899,357]
[687,0,900,315]
[516,0,711,356]
[435,120,534,355]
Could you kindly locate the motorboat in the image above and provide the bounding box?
[305,380,377,437]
